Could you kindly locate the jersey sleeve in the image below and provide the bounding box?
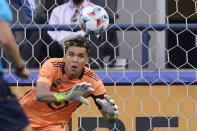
[90,80,106,109]
[0,0,13,23]
[37,59,58,86]
[89,80,107,110]
[92,79,106,96]
[84,67,106,96]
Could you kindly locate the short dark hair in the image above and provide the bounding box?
[62,35,91,54]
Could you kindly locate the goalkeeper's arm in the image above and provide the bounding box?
[96,95,118,121]
[36,81,94,105]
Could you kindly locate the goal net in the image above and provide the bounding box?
[5,0,197,130]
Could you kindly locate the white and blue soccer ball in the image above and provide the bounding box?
[79,5,109,35]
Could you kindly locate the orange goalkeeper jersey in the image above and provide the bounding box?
[19,58,106,128]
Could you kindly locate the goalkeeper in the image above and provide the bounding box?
[19,35,118,131]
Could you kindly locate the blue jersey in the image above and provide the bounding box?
[0,0,13,23]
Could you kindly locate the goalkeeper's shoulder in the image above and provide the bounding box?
[83,67,100,81]
[41,58,64,68]
[44,58,64,64]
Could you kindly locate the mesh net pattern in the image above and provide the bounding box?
[5,0,197,130]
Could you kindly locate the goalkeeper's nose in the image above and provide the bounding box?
[72,55,79,62]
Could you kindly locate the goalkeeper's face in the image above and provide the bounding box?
[63,46,88,79]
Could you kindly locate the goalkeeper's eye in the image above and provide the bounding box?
[68,53,75,57]
[78,54,85,58]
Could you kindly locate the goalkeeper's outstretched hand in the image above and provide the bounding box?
[96,95,118,120]
[65,82,94,105]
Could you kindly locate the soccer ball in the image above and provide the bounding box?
[79,5,109,35]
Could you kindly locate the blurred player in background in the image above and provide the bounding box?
[20,35,118,131]
[0,0,33,131]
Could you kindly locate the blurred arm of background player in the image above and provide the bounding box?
[0,20,29,78]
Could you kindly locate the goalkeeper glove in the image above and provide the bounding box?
[53,82,94,105]
[96,95,118,120]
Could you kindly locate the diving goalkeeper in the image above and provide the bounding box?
[19,35,118,131]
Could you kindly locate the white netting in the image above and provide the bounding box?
[6,0,197,130]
